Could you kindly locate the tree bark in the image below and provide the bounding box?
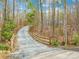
[64,0,68,46]
[4,0,7,21]
[13,0,15,20]
[52,0,55,37]
[39,0,43,33]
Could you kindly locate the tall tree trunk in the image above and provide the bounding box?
[4,0,7,21]
[64,0,68,46]
[13,0,15,20]
[75,0,79,33]
[40,0,43,33]
[52,0,55,37]
[48,0,51,33]
[25,0,28,15]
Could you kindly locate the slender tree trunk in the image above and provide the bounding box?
[13,0,15,20]
[48,0,51,33]
[4,0,7,21]
[52,0,55,37]
[57,8,59,27]
[40,0,43,33]
[64,0,68,46]
[25,0,28,15]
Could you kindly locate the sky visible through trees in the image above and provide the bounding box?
[0,0,79,12]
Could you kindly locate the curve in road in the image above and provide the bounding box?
[9,26,79,59]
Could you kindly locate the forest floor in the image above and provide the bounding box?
[0,53,6,59]
[0,51,10,59]
[8,26,79,59]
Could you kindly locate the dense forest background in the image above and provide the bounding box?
[0,0,79,49]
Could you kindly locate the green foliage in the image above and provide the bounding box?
[26,0,36,25]
[2,31,13,41]
[0,44,9,50]
[50,38,60,47]
[28,1,34,9]
[27,12,35,17]
[27,11,35,25]
[27,18,33,24]
[72,33,79,46]
[3,20,16,31]
[1,19,16,41]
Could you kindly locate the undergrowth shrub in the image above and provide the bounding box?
[72,33,79,46]
[1,19,16,41]
[50,38,60,47]
[0,44,9,50]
